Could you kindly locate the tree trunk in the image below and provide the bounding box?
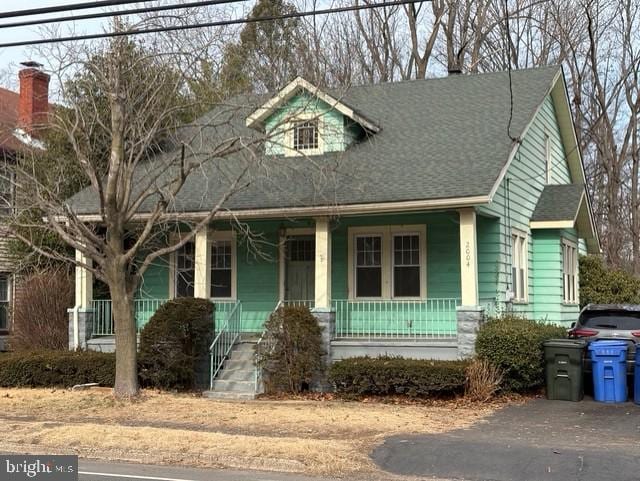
[109,267,139,397]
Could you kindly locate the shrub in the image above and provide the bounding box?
[579,255,640,307]
[0,350,115,387]
[476,315,566,392]
[256,305,324,393]
[328,356,469,398]
[465,358,503,402]
[138,298,214,391]
[10,268,74,351]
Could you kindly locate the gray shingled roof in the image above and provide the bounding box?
[67,66,562,215]
[531,184,585,222]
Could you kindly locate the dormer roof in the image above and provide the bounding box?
[245,76,381,134]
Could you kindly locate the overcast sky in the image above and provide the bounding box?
[0,0,106,90]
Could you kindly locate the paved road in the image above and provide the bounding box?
[78,459,338,481]
[372,398,640,481]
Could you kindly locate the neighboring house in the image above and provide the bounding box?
[67,66,599,397]
[0,63,50,350]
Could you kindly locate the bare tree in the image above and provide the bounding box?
[8,24,269,397]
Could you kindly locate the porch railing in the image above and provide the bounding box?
[209,300,242,389]
[332,298,461,340]
[91,299,169,336]
[281,300,315,309]
[91,299,239,336]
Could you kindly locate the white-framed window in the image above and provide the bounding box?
[210,232,236,299]
[392,233,421,298]
[355,234,383,298]
[175,241,195,298]
[544,132,552,184]
[284,113,324,156]
[348,225,426,299]
[0,273,10,331]
[562,239,578,304]
[293,120,319,151]
[511,231,528,302]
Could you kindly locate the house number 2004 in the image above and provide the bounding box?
[465,241,471,267]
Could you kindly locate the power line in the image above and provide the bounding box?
[0,0,158,20]
[0,0,428,49]
[503,0,518,143]
[0,0,248,30]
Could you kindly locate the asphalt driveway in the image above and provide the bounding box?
[372,398,640,481]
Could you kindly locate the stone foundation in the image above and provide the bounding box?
[68,307,94,350]
[456,305,485,359]
[311,308,335,391]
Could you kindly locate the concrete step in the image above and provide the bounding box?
[228,350,256,361]
[218,368,255,382]
[203,390,256,401]
[211,379,256,393]
[223,359,255,370]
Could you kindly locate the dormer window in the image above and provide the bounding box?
[293,120,319,151]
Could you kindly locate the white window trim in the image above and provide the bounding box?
[283,112,325,157]
[169,230,237,300]
[562,238,579,305]
[511,229,529,303]
[0,272,11,332]
[347,225,427,300]
[169,234,195,299]
[210,230,237,301]
[544,131,552,185]
[278,227,315,302]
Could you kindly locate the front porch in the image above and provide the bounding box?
[70,209,494,361]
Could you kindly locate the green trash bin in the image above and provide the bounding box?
[543,339,587,401]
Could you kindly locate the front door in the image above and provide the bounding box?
[284,236,315,302]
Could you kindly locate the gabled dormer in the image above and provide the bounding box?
[246,77,380,156]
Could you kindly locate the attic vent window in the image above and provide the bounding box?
[293,120,318,151]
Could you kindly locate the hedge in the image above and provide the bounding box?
[138,297,215,391]
[475,315,566,392]
[328,356,469,397]
[0,350,115,388]
[579,255,640,307]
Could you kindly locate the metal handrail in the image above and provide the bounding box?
[254,300,282,393]
[209,300,242,390]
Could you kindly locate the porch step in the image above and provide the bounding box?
[203,390,256,401]
[205,339,260,401]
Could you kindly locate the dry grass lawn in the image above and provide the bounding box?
[0,388,500,477]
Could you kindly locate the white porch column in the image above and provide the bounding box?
[314,217,332,310]
[458,208,479,306]
[70,248,93,350]
[75,249,93,309]
[194,228,211,299]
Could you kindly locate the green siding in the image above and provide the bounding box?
[263,92,352,155]
[479,94,581,323]
[330,212,461,300]
[137,255,170,299]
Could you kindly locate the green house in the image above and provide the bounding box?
[68,66,599,397]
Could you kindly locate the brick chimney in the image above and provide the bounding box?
[18,61,50,137]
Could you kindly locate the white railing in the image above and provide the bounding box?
[209,301,242,389]
[281,300,315,309]
[91,299,168,336]
[332,298,461,340]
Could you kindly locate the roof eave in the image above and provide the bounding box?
[245,77,381,133]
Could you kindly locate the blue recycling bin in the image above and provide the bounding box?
[635,345,640,405]
[588,340,628,403]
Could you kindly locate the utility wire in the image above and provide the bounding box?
[0,0,248,30]
[0,0,158,20]
[0,0,429,49]
[503,0,518,143]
